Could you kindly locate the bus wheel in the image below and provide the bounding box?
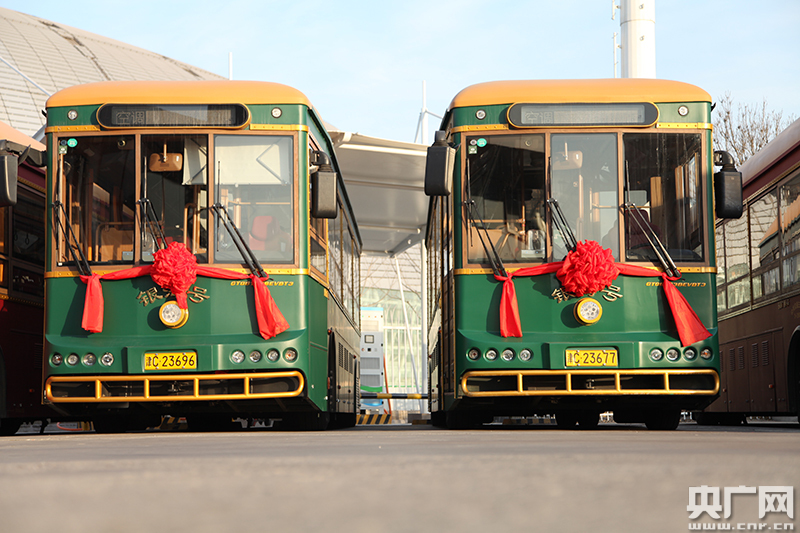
[555,412,578,429]
[0,418,22,436]
[92,416,130,434]
[576,411,600,429]
[644,409,681,431]
[187,415,240,432]
[430,411,447,428]
[279,413,330,431]
[445,410,484,429]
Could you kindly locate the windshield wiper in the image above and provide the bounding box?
[210,203,267,279]
[137,198,167,253]
[546,198,577,252]
[52,200,92,276]
[623,202,681,279]
[463,159,507,278]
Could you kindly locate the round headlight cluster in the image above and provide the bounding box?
[466,347,534,362]
[52,352,115,367]
[650,347,713,363]
[159,301,189,329]
[574,298,602,326]
[229,347,298,365]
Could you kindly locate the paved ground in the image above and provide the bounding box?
[0,421,798,533]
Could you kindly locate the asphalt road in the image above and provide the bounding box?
[0,421,798,533]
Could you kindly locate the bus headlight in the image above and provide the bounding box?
[485,349,498,361]
[82,353,96,366]
[51,353,63,366]
[467,348,480,361]
[284,348,298,363]
[666,348,680,362]
[231,350,246,364]
[700,348,713,360]
[249,350,262,363]
[501,349,515,361]
[159,301,189,329]
[267,349,280,362]
[649,348,664,362]
[574,298,602,325]
[67,354,79,366]
[100,352,115,366]
[519,349,533,362]
[684,348,698,361]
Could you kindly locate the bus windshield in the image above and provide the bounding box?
[213,134,294,264]
[464,131,704,265]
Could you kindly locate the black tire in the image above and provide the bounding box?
[445,410,484,429]
[555,412,578,429]
[0,418,22,436]
[279,412,330,431]
[187,414,241,432]
[430,410,447,428]
[645,409,681,430]
[576,411,600,429]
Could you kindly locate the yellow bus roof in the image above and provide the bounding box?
[47,80,313,108]
[448,79,712,110]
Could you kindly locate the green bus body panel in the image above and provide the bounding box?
[452,272,718,374]
[432,94,721,415]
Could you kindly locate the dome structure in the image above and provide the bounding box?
[0,7,224,137]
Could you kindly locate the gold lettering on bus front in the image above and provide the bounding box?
[136,285,210,307]
[645,281,707,287]
[551,285,624,302]
[229,280,294,287]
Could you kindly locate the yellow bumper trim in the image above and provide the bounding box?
[45,371,304,403]
[461,368,719,397]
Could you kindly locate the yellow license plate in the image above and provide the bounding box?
[565,348,618,367]
[144,352,197,371]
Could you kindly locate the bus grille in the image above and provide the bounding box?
[45,371,304,403]
[461,369,718,397]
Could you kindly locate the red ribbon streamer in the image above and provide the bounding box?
[492,243,711,347]
[78,243,289,340]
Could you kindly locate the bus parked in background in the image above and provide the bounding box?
[1,80,361,432]
[0,133,51,435]
[704,118,800,425]
[424,79,742,430]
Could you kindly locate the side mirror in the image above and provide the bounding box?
[714,150,743,219]
[0,154,18,207]
[311,151,338,219]
[424,130,455,196]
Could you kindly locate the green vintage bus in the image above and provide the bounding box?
[424,79,742,430]
[28,80,360,431]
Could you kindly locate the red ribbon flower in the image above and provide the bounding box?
[150,242,198,309]
[556,240,620,297]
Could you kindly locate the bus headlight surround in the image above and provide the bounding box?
[649,348,664,362]
[485,349,498,361]
[467,348,480,361]
[519,349,533,362]
[231,350,246,364]
[666,348,680,362]
[100,352,114,366]
[159,301,189,329]
[284,348,298,363]
[700,348,713,360]
[574,298,602,326]
[501,349,515,362]
[267,349,280,362]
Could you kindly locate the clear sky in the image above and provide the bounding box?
[3,0,799,143]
